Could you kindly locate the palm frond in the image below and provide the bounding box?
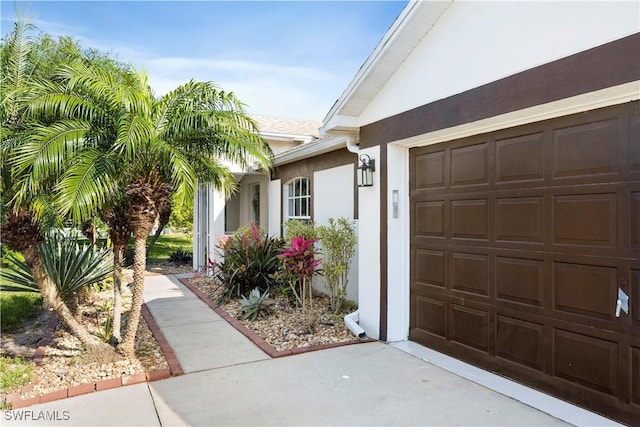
[54,148,118,223]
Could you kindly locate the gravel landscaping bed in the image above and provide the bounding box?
[189,275,356,351]
[1,268,175,404]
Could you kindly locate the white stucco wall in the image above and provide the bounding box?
[359,1,640,126]
[313,164,358,304]
[268,179,282,237]
[386,144,411,342]
[355,146,381,339]
[313,164,354,225]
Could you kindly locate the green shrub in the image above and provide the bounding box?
[168,248,193,265]
[215,223,283,301]
[283,219,317,241]
[317,218,357,314]
[0,292,42,331]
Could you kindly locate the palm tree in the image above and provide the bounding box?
[20,61,273,355]
[116,81,274,355]
[1,20,118,355]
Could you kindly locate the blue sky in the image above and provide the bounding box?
[1,1,408,120]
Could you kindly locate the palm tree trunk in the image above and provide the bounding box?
[23,246,112,355]
[118,236,146,356]
[111,245,124,344]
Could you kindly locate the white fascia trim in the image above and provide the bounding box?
[323,1,445,125]
[260,131,316,142]
[323,114,360,134]
[274,136,348,166]
[392,81,640,148]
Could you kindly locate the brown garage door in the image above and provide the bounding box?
[409,101,639,424]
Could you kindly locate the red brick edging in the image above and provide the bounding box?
[179,278,374,358]
[6,301,183,409]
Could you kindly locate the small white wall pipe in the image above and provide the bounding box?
[344,310,367,339]
[344,136,366,339]
[346,135,360,154]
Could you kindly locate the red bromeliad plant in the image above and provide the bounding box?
[278,236,321,310]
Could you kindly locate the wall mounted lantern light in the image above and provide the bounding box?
[357,154,375,187]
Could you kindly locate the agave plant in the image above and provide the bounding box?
[239,288,275,320]
[0,232,113,313]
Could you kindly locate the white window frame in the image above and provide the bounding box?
[284,177,311,221]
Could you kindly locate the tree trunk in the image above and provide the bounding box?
[118,236,146,356]
[111,245,124,344]
[23,246,113,355]
[62,292,80,318]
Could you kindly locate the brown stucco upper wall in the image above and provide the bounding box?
[272,148,357,184]
[272,147,359,221]
[360,32,640,148]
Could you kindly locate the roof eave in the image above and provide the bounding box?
[323,0,452,133]
[273,136,350,166]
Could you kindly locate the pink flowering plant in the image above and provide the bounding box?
[277,236,322,314]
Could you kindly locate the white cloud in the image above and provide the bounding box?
[144,57,333,81]
[135,55,340,120]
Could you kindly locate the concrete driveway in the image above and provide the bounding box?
[2,274,618,426]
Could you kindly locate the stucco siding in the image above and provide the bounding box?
[313,164,358,304]
[359,1,640,126]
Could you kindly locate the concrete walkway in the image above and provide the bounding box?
[2,274,618,426]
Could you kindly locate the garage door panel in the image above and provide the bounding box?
[496,133,545,183]
[553,329,617,395]
[632,346,640,406]
[414,296,447,338]
[553,262,617,322]
[415,201,445,237]
[415,151,446,189]
[496,316,544,371]
[451,252,489,296]
[451,199,489,240]
[552,119,618,179]
[415,249,446,288]
[496,197,544,243]
[627,110,639,174]
[632,269,640,328]
[631,192,640,249]
[451,143,489,187]
[452,305,489,352]
[496,257,544,306]
[553,193,617,248]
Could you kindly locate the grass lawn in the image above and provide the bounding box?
[0,355,35,395]
[0,292,42,331]
[143,233,192,264]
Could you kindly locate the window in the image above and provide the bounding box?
[285,177,311,221]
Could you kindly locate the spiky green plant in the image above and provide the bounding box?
[239,288,275,320]
[0,232,113,304]
[215,223,282,301]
